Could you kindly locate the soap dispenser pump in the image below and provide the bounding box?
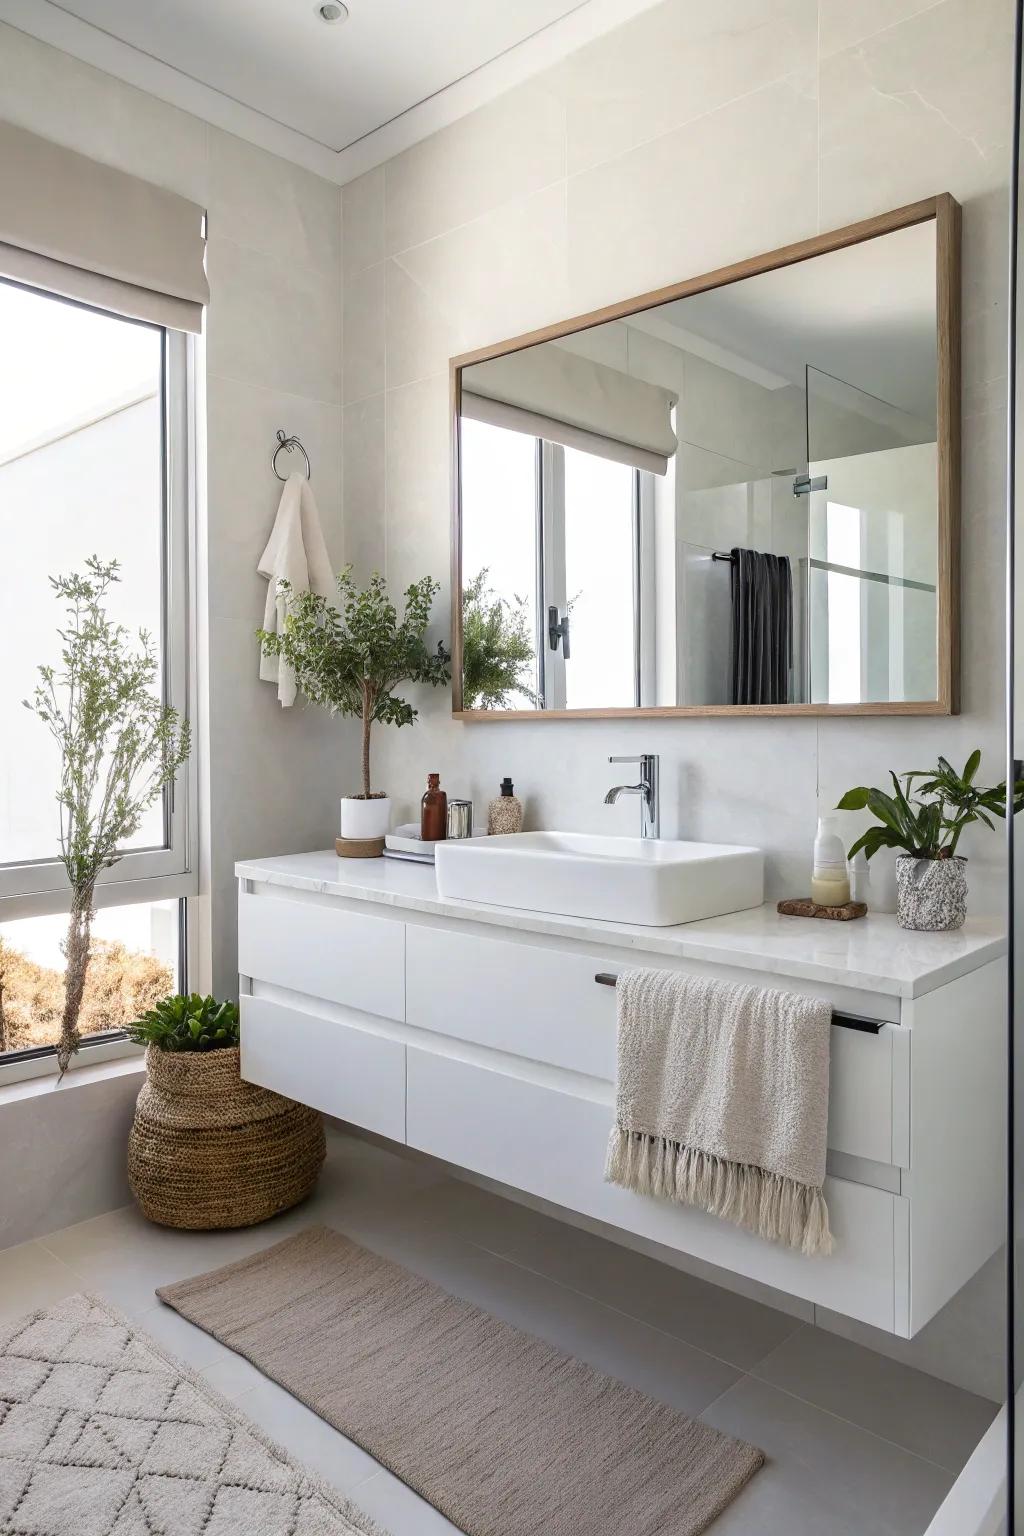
[487,777,523,835]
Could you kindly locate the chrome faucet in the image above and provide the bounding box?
[604,754,660,839]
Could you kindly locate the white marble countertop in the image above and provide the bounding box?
[235,850,1006,1000]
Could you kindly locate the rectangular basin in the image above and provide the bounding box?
[434,831,763,927]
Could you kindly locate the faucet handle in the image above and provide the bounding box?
[608,755,640,764]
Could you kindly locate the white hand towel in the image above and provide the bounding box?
[258,472,335,706]
[605,968,833,1256]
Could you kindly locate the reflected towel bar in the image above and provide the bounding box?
[593,972,884,1033]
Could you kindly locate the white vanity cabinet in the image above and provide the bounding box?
[236,852,1006,1340]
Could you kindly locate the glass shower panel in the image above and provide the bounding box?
[805,365,938,706]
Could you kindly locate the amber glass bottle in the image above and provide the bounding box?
[420,773,448,841]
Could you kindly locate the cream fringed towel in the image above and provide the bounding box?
[605,968,834,1257]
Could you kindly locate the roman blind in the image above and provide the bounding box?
[461,341,678,474]
[0,120,209,333]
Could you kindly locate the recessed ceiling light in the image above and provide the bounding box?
[316,1,348,21]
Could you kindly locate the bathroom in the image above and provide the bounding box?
[0,1,1020,1532]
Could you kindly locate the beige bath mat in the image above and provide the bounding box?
[0,1292,385,1535]
[158,1226,764,1536]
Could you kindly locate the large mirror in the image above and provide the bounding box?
[452,197,959,718]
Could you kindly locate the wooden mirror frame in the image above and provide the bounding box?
[450,194,961,720]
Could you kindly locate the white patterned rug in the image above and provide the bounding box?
[0,1293,388,1535]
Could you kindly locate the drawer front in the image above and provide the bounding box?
[239,889,404,1021]
[406,926,615,1078]
[241,996,406,1141]
[407,1047,898,1332]
[406,925,896,1163]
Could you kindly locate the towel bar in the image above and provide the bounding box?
[593,972,884,1034]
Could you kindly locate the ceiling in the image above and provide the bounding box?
[661,222,938,424]
[0,0,665,182]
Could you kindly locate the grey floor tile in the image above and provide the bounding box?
[0,1239,83,1323]
[353,1470,464,1535]
[235,1378,382,1495]
[753,1324,998,1474]
[702,1374,953,1536]
[415,1178,802,1370]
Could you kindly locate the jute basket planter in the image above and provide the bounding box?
[128,1045,325,1230]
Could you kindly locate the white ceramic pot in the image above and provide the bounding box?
[340,795,391,841]
[895,855,967,931]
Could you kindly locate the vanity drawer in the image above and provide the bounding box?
[407,1046,900,1332]
[241,995,406,1141]
[405,925,901,1164]
[239,889,405,1021]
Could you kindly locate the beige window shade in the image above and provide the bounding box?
[0,120,209,333]
[462,342,678,475]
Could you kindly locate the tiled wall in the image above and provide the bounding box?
[0,20,354,996]
[342,0,1013,917]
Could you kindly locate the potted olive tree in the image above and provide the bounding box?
[25,558,191,1076]
[258,568,450,841]
[838,751,1023,930]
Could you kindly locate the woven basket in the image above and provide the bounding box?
[128,1045,326,1230]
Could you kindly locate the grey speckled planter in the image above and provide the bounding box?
[895,855,968,931]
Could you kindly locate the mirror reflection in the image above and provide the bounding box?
[457,218,940,713]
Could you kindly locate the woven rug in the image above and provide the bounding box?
[0,1292,385,1536]
[158,1226,764,1536]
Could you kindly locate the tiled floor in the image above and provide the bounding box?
[1,1129,998,1535]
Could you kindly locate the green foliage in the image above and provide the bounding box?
[24,557,191,1075]
[837,750,1024,862]
[462,569,538,710]
[257,568,449,797]
[126,992,240,1052]
[26,557,192,888]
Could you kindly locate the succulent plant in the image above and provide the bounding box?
[126,992,240,1052]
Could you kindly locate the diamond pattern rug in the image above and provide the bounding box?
[0,1293,388,1535]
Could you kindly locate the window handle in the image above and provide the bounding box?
[548,606,570,660]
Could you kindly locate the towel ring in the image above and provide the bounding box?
[272,429,311,482]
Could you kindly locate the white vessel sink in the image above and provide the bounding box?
[434,831,764,927]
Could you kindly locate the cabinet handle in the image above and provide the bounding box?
[594,973,883,1034]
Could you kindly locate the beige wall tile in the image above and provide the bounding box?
[819,0,1013,229]
[208,128,341,274]
[384,82,565,256]
[385,375,451,600]
[207,237,342,403]
[344,394,387,582]
[343,166,386,276]
[818,0,947,59]
[550,0,816,176]
[343,261,386,403]
[567,72,818,314]
[395,181,570,354]
[386,258,457,390]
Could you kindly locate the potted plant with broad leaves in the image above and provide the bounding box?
[24,558,191,1076]
[837,751,1023,931]
[258,567,450,842]
[125,993,325,1229]
[462,569,539,709]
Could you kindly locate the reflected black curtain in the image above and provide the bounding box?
[729,547,793,706]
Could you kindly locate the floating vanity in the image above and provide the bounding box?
[236,849,1004,1340]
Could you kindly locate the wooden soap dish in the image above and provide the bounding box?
[777,897,867,922]
[336,834,385,859]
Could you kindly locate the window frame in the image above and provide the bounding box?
[0,286,198,1082]
[0,300,197,919]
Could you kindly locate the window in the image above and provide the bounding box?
[460,417,643,711]
[0,279,194,1069]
